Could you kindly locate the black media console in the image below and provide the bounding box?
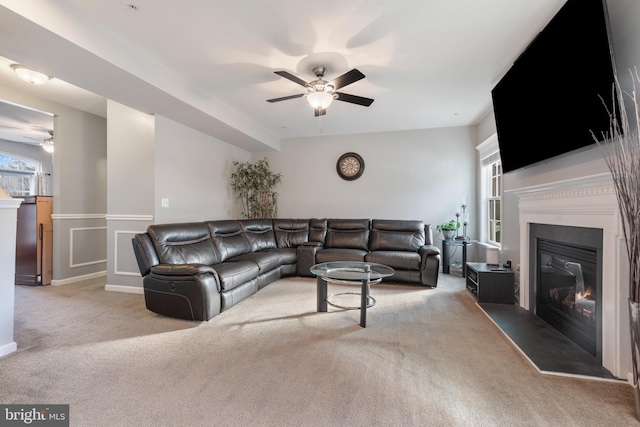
[465,262,515,304]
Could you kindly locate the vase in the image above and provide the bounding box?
[629,299,640,421]
[442,230,456,240]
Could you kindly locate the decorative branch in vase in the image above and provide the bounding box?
[594,67,640,420]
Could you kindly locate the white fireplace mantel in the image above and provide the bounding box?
[508,172,630,379]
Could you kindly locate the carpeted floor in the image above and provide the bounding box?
[0,274,637,426]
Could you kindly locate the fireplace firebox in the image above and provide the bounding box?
[529,224,603,361]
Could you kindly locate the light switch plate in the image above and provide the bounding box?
[161,198,169,208]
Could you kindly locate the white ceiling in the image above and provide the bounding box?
[0,0,566,151]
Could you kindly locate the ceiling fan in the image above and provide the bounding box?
[41,131,54,153]
[267,66,374,117]
[15,131,54,153]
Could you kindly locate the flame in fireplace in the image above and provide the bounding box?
[577,287,592,300]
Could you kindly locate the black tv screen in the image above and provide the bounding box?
[491,0,617,174]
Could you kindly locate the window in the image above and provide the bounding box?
[487,159,502,245]
[476,134,502,247]
[0,153,41,196]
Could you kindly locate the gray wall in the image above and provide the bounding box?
[105,109,252,291]
[105,116,478,291]
[53,111,107,283]
[256,126,478,259]
[154,115,249,224]
[105,100,155,291]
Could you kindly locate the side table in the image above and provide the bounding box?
[441,239,476,277]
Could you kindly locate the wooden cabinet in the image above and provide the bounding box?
[15,196,53,285]
[465,262,514,304]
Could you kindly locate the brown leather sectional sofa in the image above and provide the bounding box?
[132,218,441,321]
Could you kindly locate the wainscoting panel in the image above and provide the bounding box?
[52,214,108,283]
[106,215,153,292]
[115,230,145,277]
[70,227,107,268]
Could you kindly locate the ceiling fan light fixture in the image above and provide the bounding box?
[41,137,54,153]
[10,64,52,85]
[268,67,372,116]
[307,91,334,110]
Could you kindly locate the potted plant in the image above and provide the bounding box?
[230,158,282,219]
[436,219,460,240]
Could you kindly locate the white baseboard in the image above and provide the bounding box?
[0,341,17,358]
[51,270,107,286]
[105,284,144,294]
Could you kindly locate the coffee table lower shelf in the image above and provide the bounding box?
[326,291,376,311]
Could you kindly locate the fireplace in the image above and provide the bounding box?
[513,172,630,379]
[531,224,602,360]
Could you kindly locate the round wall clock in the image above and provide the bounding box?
[337,152,365,181]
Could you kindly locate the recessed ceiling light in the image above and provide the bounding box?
[10,64,52,85]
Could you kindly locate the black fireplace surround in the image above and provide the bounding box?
[529,224,603,360]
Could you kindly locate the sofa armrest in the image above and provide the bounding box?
[143,270,221,321]
[419,245,440,287]
[419,244,440,257]
[297,243,323,276]
[132,233,159,276]
[300,241,324,247]
[150,263,216,277]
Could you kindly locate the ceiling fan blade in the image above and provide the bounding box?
[274,71,308,87]
[314,108,326,117]
[10,138,40,145]
[266,93,305,103]
[330,69,365,90]
[335,92,374,107]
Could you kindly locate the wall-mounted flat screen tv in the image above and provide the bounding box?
[491,0,617,174]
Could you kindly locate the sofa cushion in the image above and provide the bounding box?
[369,220,425,252]
[366,251,421,271]
[269,247,297,265]
[214,260,260,291]
[241,219,277,252]
[207,220,251,262]
[273,219,310,248]
[147,222,219,265]
[232,251,283,273]
[316,248,368,263]
[325,218,370,250]
[309,218,328,243]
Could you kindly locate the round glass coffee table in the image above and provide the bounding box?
[310,261,395,327]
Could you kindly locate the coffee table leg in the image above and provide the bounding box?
[360,277,369,328]
[317,277,327,312]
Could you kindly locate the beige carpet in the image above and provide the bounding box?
[0,274,637,426]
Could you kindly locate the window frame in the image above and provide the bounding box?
[0,151,42,196]
[476,134,502,248]
[487,160,502,246]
